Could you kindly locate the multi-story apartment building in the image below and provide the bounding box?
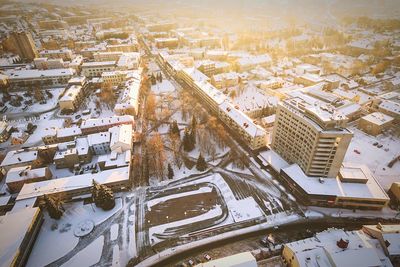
[39,49,73,61]
[93,51,123,62]
[59,85,84,112]
[6,68,75,89]
[81,61,116,77]
[271,95,353,178]
[3,31,38,61]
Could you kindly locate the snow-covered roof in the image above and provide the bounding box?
[285,228,391,267]
[0,150,38,167]
[16,167,129,201]
[87,132,110,146]
[379,100,400,116]
[0,207,41,267]
[219,101,266,138]
[81,61,115,67]
[361,112,394,126]
[182,67,209,83]
[258,150,290,173]
[80,115,134,130]
[57,126,82,139]
[109,124,133,149]
[194,80,227,105]
[281,163,389,201]
[6,68,75,79]
[59,85,82,102]
[6,166,48,184]
[237,54,271,67]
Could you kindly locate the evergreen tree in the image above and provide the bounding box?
[92,180,115,210]
[98,185,115,210]
[196,153,207,171]
[167,163,174,179]
[170,120,180,137]
[183,127,194,152]
[44,194,63,219]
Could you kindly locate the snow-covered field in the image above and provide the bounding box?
[151,80,176,94]
[27,198,122,267]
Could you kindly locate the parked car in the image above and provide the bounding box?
[377,144,383,148]
[75,114,81,119]
[373,142,379,146]
[204,254,212,261]
[188,259,195,266]
[354,149,361,154]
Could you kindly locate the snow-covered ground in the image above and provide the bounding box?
[151,80,176,94]
[2,87,64,114]
[344,126,400,190]
[27,198,122,267]
[62,235,104,267]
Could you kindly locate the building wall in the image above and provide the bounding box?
[272,104,352,178]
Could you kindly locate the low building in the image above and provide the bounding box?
[39,48,73,61]
[11,131,29,145]
[6,68,75,89]
[34,57,65,70]
[109,125,133,153]
[87,132,111,155]
[53,147,79,169]
[279,162,389,210]
[0,207,43,267]
[155,38,179,49]
[93,51,122,62]
[0,150,41,171]
[6,166,52,193]
[59,85,84,112]
[80,115,134,135]
[378,100,400,121]
[282,228,394,267]
[294,74,324,86]
[81,61,116,77]
[363,224,400,265]
[358,112,394,136]
[98,150,131,170]
[16,166,130,203]
[56,126,82,143]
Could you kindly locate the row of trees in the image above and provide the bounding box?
[42,180,115,219]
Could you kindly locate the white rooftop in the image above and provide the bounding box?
[361,112,394,126]
[16,167,129,201]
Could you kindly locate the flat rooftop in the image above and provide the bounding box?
[16,166,129,201]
